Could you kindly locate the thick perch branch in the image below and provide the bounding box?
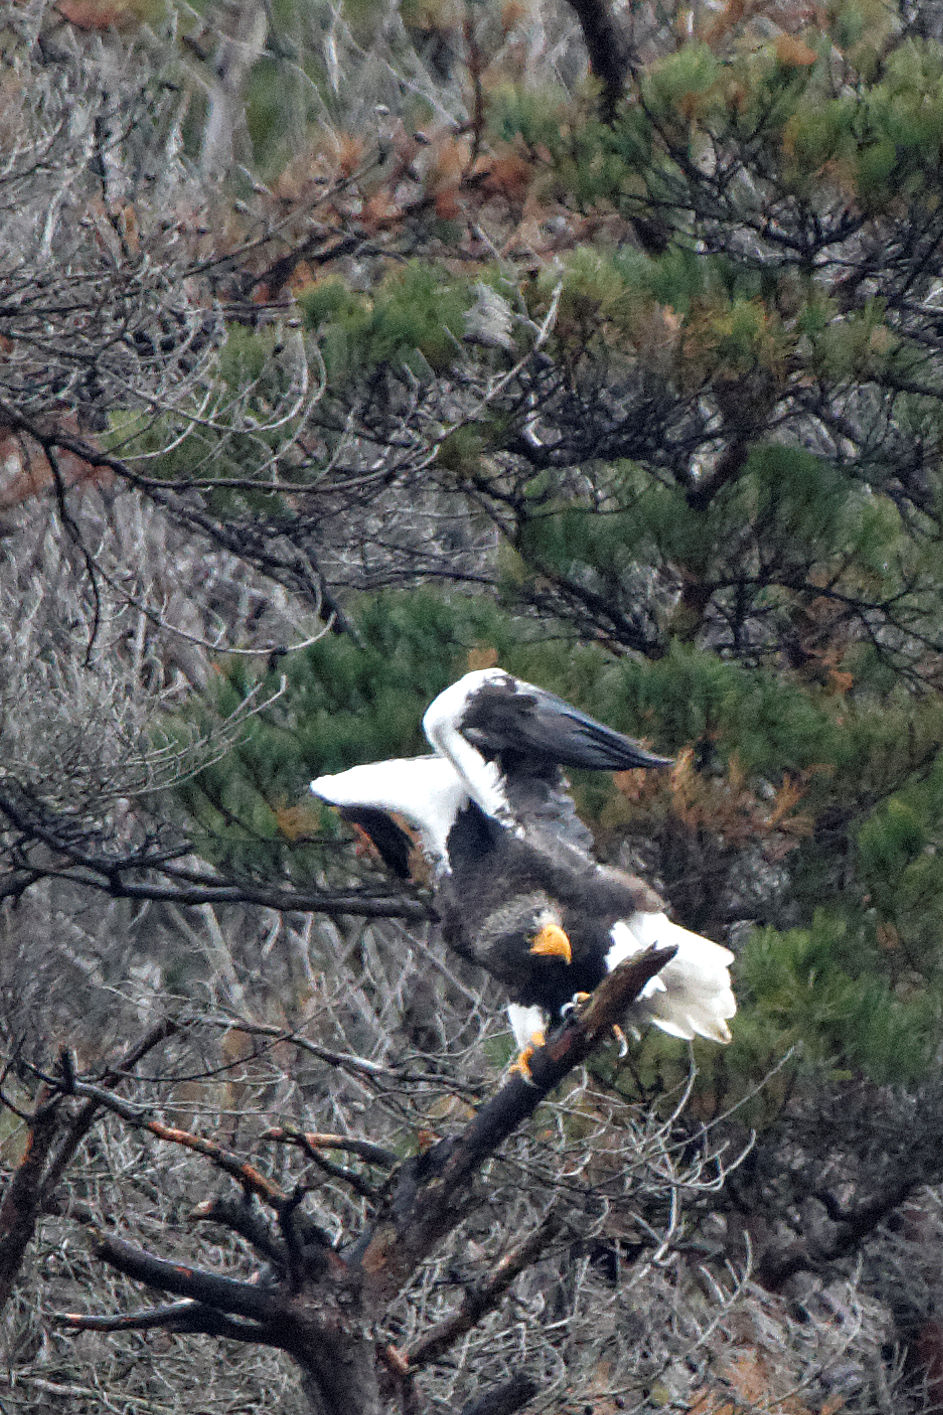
[355,946,677,1308]
[87,1231,287,1323]
[431,945,678,1189]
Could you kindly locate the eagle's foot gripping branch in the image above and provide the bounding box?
[562,993,629,1056]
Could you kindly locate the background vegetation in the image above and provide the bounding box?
[5,0,943,1409]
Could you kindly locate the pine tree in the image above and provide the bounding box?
[10,0,943,1406]
[175,1,943,1093]
[167,0,943,1308]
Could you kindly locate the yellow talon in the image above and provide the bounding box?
[561,991,591,1019]
[529,922,572,964]
[510,1031,546,1081]
[612,1024,629,1058]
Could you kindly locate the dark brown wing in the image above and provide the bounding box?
[460,679,672,772]
[338,806,415,879]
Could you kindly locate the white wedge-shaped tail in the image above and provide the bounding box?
[606,913,735,1044]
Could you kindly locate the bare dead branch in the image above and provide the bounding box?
[56,1296,265,1339]
[263,1129,398,1168]
[353,946,678,1311]
[265,1129,379,1198]
[206,1019,472,1091]
[52,1073,286,1209]
[84,1232,285,1323]
[0,1084,60,1311]
[191,1195,288,1267]
[40,1019,178,1200]
[406,1212,562,1369]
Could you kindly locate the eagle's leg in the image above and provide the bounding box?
[510,1031,545,1083]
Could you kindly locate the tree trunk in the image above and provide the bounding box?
[294,1319,385,1415]
[200,0,269,179]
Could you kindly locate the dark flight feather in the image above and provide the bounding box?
[459,678,673,772]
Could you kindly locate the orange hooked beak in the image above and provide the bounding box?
[529,921,572,965]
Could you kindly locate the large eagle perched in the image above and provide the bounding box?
[311,669,735,1068]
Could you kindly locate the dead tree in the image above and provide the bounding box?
[7,952,675,1415]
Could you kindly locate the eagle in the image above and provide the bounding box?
[311,669,735,1069]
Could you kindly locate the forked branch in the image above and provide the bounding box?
[54,946,677,1415]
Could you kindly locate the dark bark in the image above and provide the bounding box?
[41,1020,178,1199]
[685,438,752,513]
[89,1231,383,1415]
[0,1087,60,1311]
[406,1214,561,1368]
[0,1024,176,1314]
[564,0,631,117]
[352,946,677,1311]
[459,1372,539,1415]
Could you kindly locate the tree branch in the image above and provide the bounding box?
[353,946,677,1310]
[190,1195,287,1267]
[564,0,631,117]
[406,1213,561,1369]
[0,1085,60,1312]
[87,1230,289,1323]
[264,1129,380,1199]
[263,1129,398,1168]
[57,1298,274,1344]
[59,948,676,1413]
[53,1075,286,1210]
[41,1020,178,1201]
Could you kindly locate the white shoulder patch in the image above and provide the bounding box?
[421,668,508,745]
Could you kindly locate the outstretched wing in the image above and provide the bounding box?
[501,769,596,852]
[423,669,671,849]
[311,755,470,868]
[459,677,673,772]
